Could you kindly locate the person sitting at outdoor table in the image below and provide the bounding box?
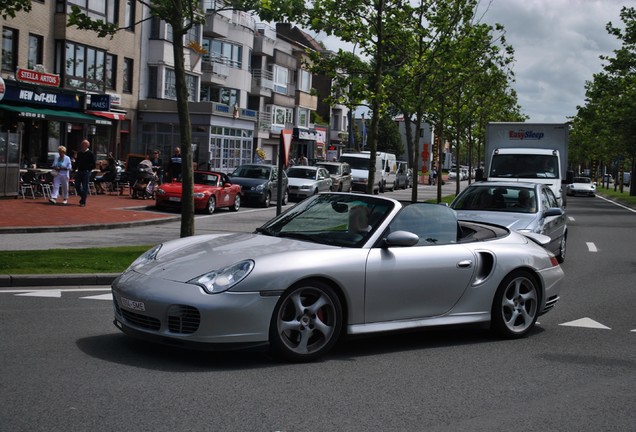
[94,155,117,194]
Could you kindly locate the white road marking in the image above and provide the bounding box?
[587,242,598,252]
[560,318,611,329]
[15,290,62,298]
[596,194,636,213]
[568,216,575,222]
[80,293,113,301]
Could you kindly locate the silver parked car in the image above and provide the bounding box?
[286,166,332,201]
[316,161,352,192]
[451,181,567,263]
[112,193,563,362]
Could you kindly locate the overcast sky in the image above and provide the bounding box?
[314,0,628,123]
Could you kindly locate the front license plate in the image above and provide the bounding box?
[168,197,181,202]
[121,297,146,311]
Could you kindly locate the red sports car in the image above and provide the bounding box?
[155,171,241,214]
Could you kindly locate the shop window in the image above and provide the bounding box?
[1,27,18,72]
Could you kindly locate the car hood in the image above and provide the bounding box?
[288,177,316,187]
[228,177,267,187]
[131,233,330,282]
[455,210,537,231]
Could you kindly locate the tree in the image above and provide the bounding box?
[68,0,208,237]
[573,6,636,195]
[0,0,31,19]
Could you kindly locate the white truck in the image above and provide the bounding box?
[339,152,382,194]
[480,122,573,206]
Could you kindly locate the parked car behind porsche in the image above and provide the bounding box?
[451,181,567,263]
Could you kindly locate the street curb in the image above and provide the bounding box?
[0,213,181,234]
[0,273,119,287]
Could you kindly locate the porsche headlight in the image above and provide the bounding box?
[189,260,255,294]
[193,192,205,198]
[127,244,162,272]
[156,188,166,195]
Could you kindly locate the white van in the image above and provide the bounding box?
[376,151,397,192]
[339,152,382,194]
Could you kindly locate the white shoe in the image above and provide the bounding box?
[62,200,68,205]
[49,198,56,204]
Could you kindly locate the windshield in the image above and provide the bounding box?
[317,164,339,175]
[573,177,591,183]
[339,156,369,170]
[490,154,559,179]
[193,172,219,186]
[451,185,537,214]
[287,167,317,179]
[231,166,270,179]
[257,194,394,247]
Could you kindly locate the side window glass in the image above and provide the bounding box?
[544,188,558,208]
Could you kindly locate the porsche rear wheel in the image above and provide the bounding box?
[491,270,540,338]
[263,191,271,208]
[230,195,240,212]
[269,281,343,362]
[556,233,566,263]
[206,196,216,214]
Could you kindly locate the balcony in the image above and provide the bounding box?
[204,12,230,38]
[232,11,255,31]
[257,111,272,132]
[251,69,274,96]
[295,90,318,111]
[201,58,230,83]
[254,24,276,56]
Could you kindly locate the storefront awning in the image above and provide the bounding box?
[85,110,126,121]
[0,104,112,125]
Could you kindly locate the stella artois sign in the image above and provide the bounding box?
[16,68,61,87]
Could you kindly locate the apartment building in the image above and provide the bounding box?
[1,0,351,196]
[0,0,141,178]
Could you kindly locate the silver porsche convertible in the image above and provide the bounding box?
[112,193,563,362]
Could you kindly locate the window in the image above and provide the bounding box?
[298,69,311,93]
[298,108,309,128]
[206,39,242,68]
[123,58,133,93]
[61,41,113,91]
[201,86,239,106]
[2,28,18,72]
[271,105,293,126]
[125,0,135,30]
[164,69,177,99]
[147,66,158,98]
[273,65,288,94]
[28,34,43,69]
[68,0,118,24]
[105,53,116,89]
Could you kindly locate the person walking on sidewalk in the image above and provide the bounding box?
[75,139,96,207]
[169,147,182,182]
[49,145,72,205]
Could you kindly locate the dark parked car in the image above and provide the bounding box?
[229,164,288,207]
[316,161,352,192]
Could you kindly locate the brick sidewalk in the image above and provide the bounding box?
[0,192,177,232]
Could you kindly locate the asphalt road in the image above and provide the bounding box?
[1,193,635,431]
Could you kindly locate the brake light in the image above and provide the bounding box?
[550,256,559,267]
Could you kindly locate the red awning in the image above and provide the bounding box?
[85,110,126,121]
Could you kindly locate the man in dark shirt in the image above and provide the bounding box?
[75,139,96,207]
[169,147,182,182]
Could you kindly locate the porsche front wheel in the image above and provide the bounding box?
[206,196,216,214]
[269,281,343,362]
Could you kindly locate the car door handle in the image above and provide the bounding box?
[457,260,473,268]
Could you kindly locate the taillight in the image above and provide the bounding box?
[550,256,559,267]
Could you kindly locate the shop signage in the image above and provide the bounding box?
[0,77,5,101]
[107,92,122,106]
[87,94,111,111]
[2,81,83,109]
[16,68,61,87]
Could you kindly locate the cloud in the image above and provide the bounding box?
[314,0,626,123]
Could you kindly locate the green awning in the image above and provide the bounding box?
[0,104,112,125]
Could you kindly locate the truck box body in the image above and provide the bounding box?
[484,122,569,206]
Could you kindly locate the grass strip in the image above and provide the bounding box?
[0,245,152,274]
